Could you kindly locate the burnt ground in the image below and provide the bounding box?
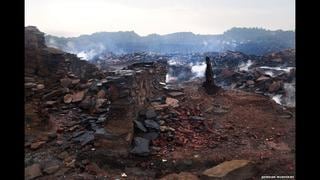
[25,80,295,180]
[153,80,295,178]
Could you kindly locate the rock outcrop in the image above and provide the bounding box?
[203,57,219,94]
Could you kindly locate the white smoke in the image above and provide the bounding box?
[238,60,253,71]
[77,51,93,60]
[166,73,177,83]
[46,38,60,49]
[168,58,185,66]
[272,94,283,105]
[203,41,208,46]
[264,70,275,77]
[191,62,206,78]
[75,43,106,60]
[283,83,295,107]
[259,66,295,73]
[66,41,75,51]
[271,83,295,107]
[48,38,56,46]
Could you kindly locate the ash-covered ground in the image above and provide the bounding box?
[25,26,295,180]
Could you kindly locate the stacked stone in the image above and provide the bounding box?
[92,62,167,157]
[25,26,45,77]
[25,26,101,86]
[65,53,102,81]
[24,26,105,128]
[92,70,136,157]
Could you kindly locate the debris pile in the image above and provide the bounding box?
[25,26,295,179]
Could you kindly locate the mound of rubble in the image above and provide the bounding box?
[214,50,295,107]
[25,26,295,179]
[254,49,295,67]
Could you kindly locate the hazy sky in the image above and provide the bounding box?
[25,0,295,37]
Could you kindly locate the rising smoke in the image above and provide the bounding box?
[259,66,295,73]
[190,62,206,78]
[238,60,253,71]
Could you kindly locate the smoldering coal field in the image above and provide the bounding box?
[25,26,295,179]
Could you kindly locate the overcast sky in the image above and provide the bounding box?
[25,0,295,37]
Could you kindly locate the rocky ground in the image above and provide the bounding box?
[25,26,295,180]
[25,79,295,179]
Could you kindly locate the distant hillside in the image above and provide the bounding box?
[45,27,295,60]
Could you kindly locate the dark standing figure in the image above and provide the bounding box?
[203,56,219,94]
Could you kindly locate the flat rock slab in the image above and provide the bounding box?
[268,81,281,93]
[45,101,56,106]
[146,109,157,119]
[151,97,179,110]
[163,86,184,92]
[37,84,45,90]
[149,96,166,103]
[256,76,270,81]
[125,167,156,177]
[166,97,179,108]
[168,92,185,97]
[97,89,106,98]
[190,116,205,121]
[25,82,37,88]
[72,91,85,102]
[266,141,291,151]
[60,78,73,88]
[43,161,61,174]
[85,162,107,176]
[144,119,160,130]
[30,141,46,150]
[64,94,73,103]
[213,108,229,115]
[134,120,147,132]
[72,79,80,85]
[141,132,159,140]
[73,131,94,146]
[202,160,254,180]
[25,163,42,180]
[160,172,199,180]
[130,137,150,156]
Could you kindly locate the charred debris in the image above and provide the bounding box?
[25,26,295,179]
